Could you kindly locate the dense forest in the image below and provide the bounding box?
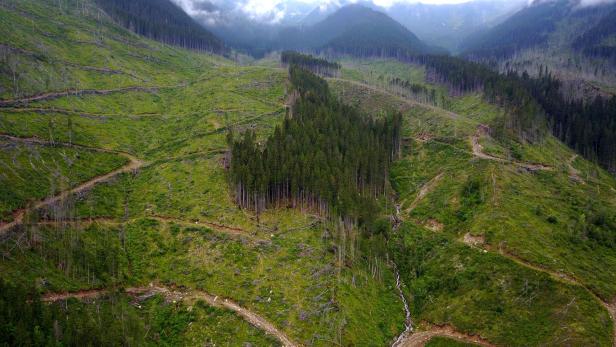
[228,65,402,227]
[281,51,341,77]
[94,0,224,53]
[520,69,616,173]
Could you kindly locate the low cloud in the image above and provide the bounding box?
[193,0,218,12]
[173,0,298,25]
[578,0,616,6]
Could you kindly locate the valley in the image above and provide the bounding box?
[1,0,616,346]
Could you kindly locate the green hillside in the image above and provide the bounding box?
[329,58,616,345]
[93,0,224,53]
[1,0,616,346]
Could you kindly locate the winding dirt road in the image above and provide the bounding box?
[566,154,586,184]
[41,285,298,347]
[0,135,144,235]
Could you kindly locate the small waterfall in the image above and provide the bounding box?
[392,263,412,347]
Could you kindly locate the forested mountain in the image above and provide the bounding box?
[314,5,444,56]
[299,0,380,26]
[387,0,525,52]
[3,0,616,346]
[94,0,224,53]
[460,0,570,59]
[572,7,616,63]
[460,0,616,96]
[191,4,440,57]
[295,0,524,52]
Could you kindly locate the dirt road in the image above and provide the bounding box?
[42,285,298,347]
[0,135,144,235]
[404,173,444,214]
[470,126,552,172]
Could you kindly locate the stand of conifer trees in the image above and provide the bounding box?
[281,51,341,77]
[228,65,402,227]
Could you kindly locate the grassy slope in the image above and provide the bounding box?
[0,1,404,345]
[0,138,127,222]
[40,293,280,346]
[2,0,616,344]
[329,58,616,345]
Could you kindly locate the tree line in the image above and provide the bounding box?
[410,55,547,142]
[304,42,614,173]
[228,65,402,228]
[414,54,616,173]
[281,51,341,77]
[94,0,225,53]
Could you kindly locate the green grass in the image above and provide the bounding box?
[392,225,612,346]
[0,213,404,346]
[0,138,128,222]
[183,300,281,346]
[0,280,279,346]
[339,58,428,87]
[2,0,616,344]
[331,62,616,345]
